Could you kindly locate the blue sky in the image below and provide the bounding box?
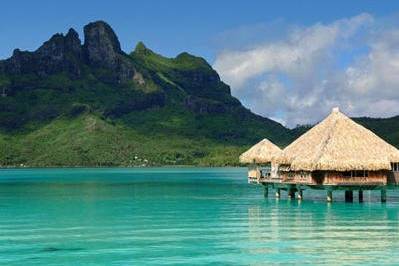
[2,1,399,125]
[1,0,398,60]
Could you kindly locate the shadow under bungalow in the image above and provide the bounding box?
[240,107,399,202]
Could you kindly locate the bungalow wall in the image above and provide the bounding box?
[248,168,261,179]
[279,171,314,184]
[278,170,388,186]
[389,163,399,184]
[387,171,399,185]
[321,171,387,186]
[248,163,276,181]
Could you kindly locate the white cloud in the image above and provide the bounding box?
[212,13,399,127]
[341,28,399,117]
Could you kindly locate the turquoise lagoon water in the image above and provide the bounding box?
[1,168,399,265]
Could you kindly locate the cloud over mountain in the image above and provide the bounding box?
[213,13,399,127]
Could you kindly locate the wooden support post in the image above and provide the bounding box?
[297,190,303,200]
[287,188,295,199]
[264,185,269,198]
[275,188,281,199]
[327,190,333,202]
[358,190,363,203]
[381,188,387,203]
[345,190,353,202]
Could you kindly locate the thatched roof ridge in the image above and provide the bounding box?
[239,138,282,164]
[278,107,399,171]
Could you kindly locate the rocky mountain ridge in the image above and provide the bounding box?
[0,21,397,167]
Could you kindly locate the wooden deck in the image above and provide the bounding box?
[248,170,399,202]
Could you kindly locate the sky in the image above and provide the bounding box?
[2,0,399,127]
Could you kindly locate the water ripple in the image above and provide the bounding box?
[1,168,399,265]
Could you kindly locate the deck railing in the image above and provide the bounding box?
[248,168,281,184]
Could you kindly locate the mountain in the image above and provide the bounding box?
[0,21,398,167]
[0,21,294,167]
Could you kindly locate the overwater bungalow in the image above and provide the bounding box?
[239,138,282,183]
[242,107,399,202]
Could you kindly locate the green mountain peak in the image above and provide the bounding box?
[134,41,151,54]
[0,20,397,167]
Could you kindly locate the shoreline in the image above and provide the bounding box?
[0,165,245,170]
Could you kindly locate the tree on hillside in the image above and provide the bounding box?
[0,75,10,97]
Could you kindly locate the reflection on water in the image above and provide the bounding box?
[0,168,399,265]
[247,199,399,264]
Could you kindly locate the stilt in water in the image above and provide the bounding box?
[275,188,281,199]
[381,188,387,203]
[345,190,353,202]
[358,190,363,203]
[263,185,269,198]
[327,190,333,202]
[287,188,295,199]
[297,189,303,200]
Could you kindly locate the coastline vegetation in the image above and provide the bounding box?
[1,21,398,168]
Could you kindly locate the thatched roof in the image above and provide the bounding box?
[239,138,282,164]
[278,107,399,171]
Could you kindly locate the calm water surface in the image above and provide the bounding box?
[1,168,399,265]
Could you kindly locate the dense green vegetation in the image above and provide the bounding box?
[0,22,293,167]
[0,21,398,167]
[0,114,247,167]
